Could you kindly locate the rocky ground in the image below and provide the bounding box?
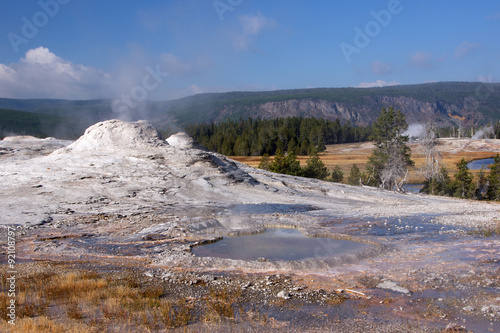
[1,120,499,332]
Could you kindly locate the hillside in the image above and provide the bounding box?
[154,82,500,128]
[1,82,499,138]
[0,108,87,139]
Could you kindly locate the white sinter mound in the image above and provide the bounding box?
[0,119,499,229]
[56,119,167,153]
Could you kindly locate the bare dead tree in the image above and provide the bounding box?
[381,149,409,191]
[421,121,443,193]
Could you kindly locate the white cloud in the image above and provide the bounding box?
[410,51,433,69]
[455,42,480,58]
[477,74,494,83]
[159,53,214,75]
[0,47,113,99]
[234,12,277,51]
[357,80,400,88]
[232,36,250,51]
[0,64,16,81]
[160,53,192,74]
[239,12,277,35]
[22,47,59,64]
[371,61,392,75]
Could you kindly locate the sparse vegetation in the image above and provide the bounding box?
[355,274,381,288]
[468,220,500,237]
[204,287,240,323]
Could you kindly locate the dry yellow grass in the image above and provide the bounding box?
[231,140,498,184]
[0,264,190,333]
[1,263,254,332]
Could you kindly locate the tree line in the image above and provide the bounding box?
[186,117,372,156]
[342,110,500,201]
[255,107,500,202]
[256,107,412,187]
[186,109,500,202]
[0,108,86,140]
[344,156,500,201]
[436,121,500,139]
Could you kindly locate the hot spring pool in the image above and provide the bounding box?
[192,228,368,262]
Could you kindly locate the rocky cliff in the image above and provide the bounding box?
[209,95,489,127]
[155,82,500,128]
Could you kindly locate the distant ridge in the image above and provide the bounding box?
[152,82,500,128]
[1,82,499,138]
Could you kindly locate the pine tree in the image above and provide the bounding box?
[347,164,362,186]
[330,165,344,183]
[453,158,475,199]
[258,154,271,171]
[486,154,500,201]
[366,107,414,190]
[287,136,298,154]
[302,153,329,180]
[268,149,302,176]
[476,166,488,199]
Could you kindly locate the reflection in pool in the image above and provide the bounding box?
[192,229,368,262]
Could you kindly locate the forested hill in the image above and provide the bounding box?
[0,108,85,139]
[1,82,499,139]
[154,82,500,129]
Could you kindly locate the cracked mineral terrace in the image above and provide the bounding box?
[1,119,499,332]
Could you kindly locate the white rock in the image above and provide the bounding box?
[166,132,195,149]
[376,280,410,294]
[277,291,291,299]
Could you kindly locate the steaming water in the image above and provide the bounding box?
[192,228,367,261]
[466,158,495,170]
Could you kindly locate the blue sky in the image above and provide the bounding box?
[0,0,499,101]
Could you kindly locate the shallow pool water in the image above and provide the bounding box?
[192,228,368,261]
[467,157,495,170]
[402,184,424,193]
